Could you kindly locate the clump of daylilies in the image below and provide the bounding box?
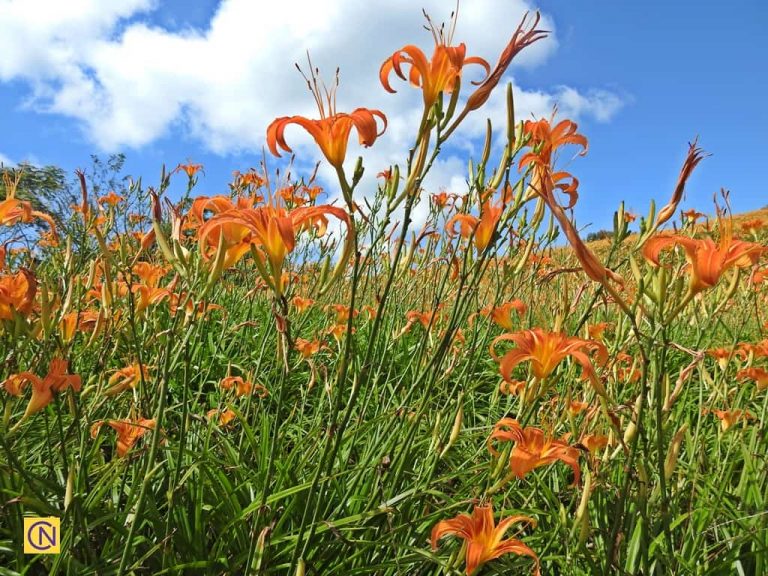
[1,4,767,575]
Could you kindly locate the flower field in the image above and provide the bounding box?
[1,10,767,576]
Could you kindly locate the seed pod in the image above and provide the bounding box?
[65,466,75,510]
[664,423,688,481]
[575,469,593,546]
[439,394,464,458]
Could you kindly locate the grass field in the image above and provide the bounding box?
[1,11,767,576]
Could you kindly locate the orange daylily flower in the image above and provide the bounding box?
[220,376,267,398]
[91,417,156,457]
[738,339,768,359]
[267,65,386,169]
[199,202,353,295]
[614,352,641,383]
[488,418,581,485]
[301,185,323,203]
[643,216,764,295]
[481,300,527,331]
[98,191,125,207]
[2,372,40,396]
[278,185,308,207]
[187,194,256,231]
[59,310,101,342]
[0,170,57,237]
[295,338,323,359]
[578,433,610,455]
[737,367,768,390]
[44,358,82,393]
[499,379,526,396]
[473,200,504,252]
[327,322,354,341]
[446,212,479,240]
[106,364,152,396]
[444,194,506,253]
[682,209,706,223]
[431,503,539,576]
[490,328,608,395]
[741,219,764,234]
[267,106,386,170]
[292,296,315,313]
[706,347,742,371]
[703,408,753,432]
[431,191,456,211]
[587,321,612,341]
[130,261,169,287]
[380,13,490,109]
[400,307,442,335]
[2,359,81,419]
[519,116,621,285]
[231,169,266,192]
[568,400,591,416]
[327,303,359,324]
[174,162,204,178]
[0,268,37,320]
[207,407,237,427]
[361,305,378,320]
[519,116,588,187]
[133,285,171,315]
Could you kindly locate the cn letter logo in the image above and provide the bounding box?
[23,517,61,554]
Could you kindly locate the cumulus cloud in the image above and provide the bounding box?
[0,0,626,233]
[0,0,622,158]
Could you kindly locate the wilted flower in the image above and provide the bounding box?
[519,115,622,285]
[653,141,706,229]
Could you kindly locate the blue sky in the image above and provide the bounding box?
[1,0,765,232]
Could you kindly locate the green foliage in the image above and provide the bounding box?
[585,229,612,243]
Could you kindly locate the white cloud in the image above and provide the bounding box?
[0,0,622,156]
[0,0,625,232]
[0,152,13,166]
